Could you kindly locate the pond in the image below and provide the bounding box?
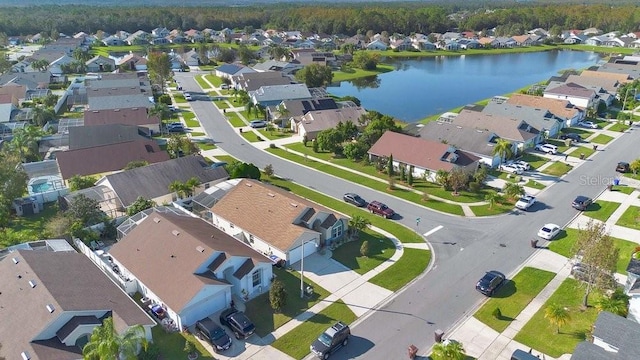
[327,50,605,122]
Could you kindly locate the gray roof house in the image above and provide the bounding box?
[597,63,640,80]
[624,257,640,323]
[88,93,153,111]
[268,97,338,123]
[250,83,312,107]
[85,55,116,73]
[231,71,293,92]
[214,63,255,79]
[543,82,597,109]
[481,99,565,139]
[252,60,303,74]
[68,124,145,150]
[571,311,640,360]
[294,107,367,140]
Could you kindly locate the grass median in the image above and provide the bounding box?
[616,205,640,230]
[473,267,555,332]
[541,161,573,177]
[583,200,621,222]
[226,112,245,127]
[331,230,396,275]
[590,134,614,145]
[368,248,430,291]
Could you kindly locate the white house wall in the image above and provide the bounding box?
[543,94,592,109]
[180,285,230,326]
[288,236,319,265]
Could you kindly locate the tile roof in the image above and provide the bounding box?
[86,86,145,97]
[588,311,640,359]
[56,139,169,180]
[298,107,367,134]
[212,179,342,252]
[216,63,246,75]
[85,72,142,89]
[565,74,619,93]
[68,124,144,150]
[101,155,228,207]
[233,71,292,92]
[0,251,153,360]
[418,121,498,157]
[84,107,160,127]
[109,210,270,312]
[450,109,537,142]
[506,93,582,121]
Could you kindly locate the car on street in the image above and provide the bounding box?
[616,162,630,173]
[537,223,561,240]
[195,318,232,353]
[535,143,558,155]
[249,120,267,128]
[343,193,366,207]
[184,92,193,101]
[367,201,395,218]
[219,308,255,339]
[515,195,536,211]
[578,121,598,129]
[559,133,581,142]
[167,122,185,132]
[475,270,505,296]
[499,163,524,174]
[571,195,593,211]
[310,321,351,359]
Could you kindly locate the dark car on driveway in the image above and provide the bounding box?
[476,271,505,296]
[616,162,630,173]
[343,193,366,207]
[559,133,581,142]
[310,321,350,359]
[219,308,255,339]
[572,196,593,211]
[195,318,232,353]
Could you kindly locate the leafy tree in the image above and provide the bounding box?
[124,160,148,170]
[216,48,236,63]
[266,122,275,135]
[83,317,147,360]
[316,128,342,153]
[264,164,274,178]
[126,197,156,216]
[630,158,640,175]
[360,240,370,257]
[572,220,619,307]
[295,64,333,88]
[448,167,469,195]
[267,43,289,61]
[492,139,513,166]
[400,164,406,182]
[167,135,198,158]
[228,162,261,180]
[237,44,255,65]
[68,175,97,191]
[338,95,361,107]
[473,166,488,184]
[348,214,370,239]
[502,182,525,200]
[352,51,379,70]
[342,140,369,161]
[407,166,414,186]
[149,103,171,122]
[336,121,358,141]
[42,93,60,107]
[7,125,44,162]
[31,106,56,127]
[184,177,200,197]
[312,139,319,153]
[146,52,171,94]
[197,42,210,65]
[484,191,500,209]
[302,134,309,147]
[169,181,187,199]
[435,170,450,189]
[31,59,50,72]
[595,288,629,317]
[544,303,571,334]
[0,152,29,227]
[386,154,394,177]
[269,279,287,312]
[431,340,466,360]
[45,213,73,238]
[65,194,104,227]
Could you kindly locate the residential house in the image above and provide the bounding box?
[368,130,480,182]
[481,99,565,139]
[366,39,388,51]
[210,178,348,264]
[184,29,204,43]
[596,62,640,80]
[293,107,367,140]
[232,71,292,92]
[118,53,148,71]
[83,107,161,134]
[390,38,413,51]
[478,37,499,48]
[215,63,256,80]
[440,39,460,50]
[108,207,273,330]
[67,124,145,150]
[543,82,597,109]
[580,69,631,84]
[511,35,536,46]
[250,83,312,107]
[85,55,116,73]
[585,35,610,46]
[0,250,155,360]
[624,257,640,323]
[125,30,150,45]
[494,37,517,48]
[290,49,337,66]
[418,121,504,167]
[181,49,200,67]
[0,71,51,90]
[0,83,27,103]
[47,54,75,76]
[151,27,170,38]
[342,34,367,50]
[563,74,621,105]
[571,311,640,360]
[506,93,584,127]
[267,97,338,124]
[252,60,303,75]
[102,35,124,46]
[457,38,481,49]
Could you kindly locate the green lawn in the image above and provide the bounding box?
[151,325,214,359]
[560,127,593,140]
[258,129,293,141]
[616,205,640,230]
[513,279,602,357]
[197,142,217,150]
[213,98,231,109]
[470,198,516,217]
[546,139,571,154]
[241,131,266,142]
[474,267,555,332]
[525,179,546,190]
[195,75,211,89]
[568,146,596,159]
[519,153,549,170]
[173,93,188,103]
[589,134,614,145]
[2,203,59,248]
[541,162,573,177]
[369,248,430,291]
[182,112,199,128]
[608,122,631,132]
[226,112,246,127]
[204,74,222,87]
[332,64,394,82]
[613,185,636,194]
[244,268,329,337]
[331,230,395,275]
[271,300,356,360]
[211,155,236,164]
[190,132,206,137]
[583,200,621,222]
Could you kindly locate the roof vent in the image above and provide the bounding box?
[46,304,55,313]
[21,351,31,360]
[290,202,298,207]
[172,230,180,236]
[245,182,252,187]
[12,257,19,264]
[29,280,36,288]
[267,193,275,197]
[196,246,205,253]
[153,217,161,223]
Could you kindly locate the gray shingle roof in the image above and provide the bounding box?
[418,121,498,157]
[482,101,563,132]
[585,311,640,359]
[250,83,312,103]
[68,124,144,150]
[88,94,153,111]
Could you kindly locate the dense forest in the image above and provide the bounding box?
[0,3,638,38]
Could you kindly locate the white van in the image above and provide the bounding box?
[535,143,558,154]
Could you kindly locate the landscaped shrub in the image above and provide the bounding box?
[492,307,502,319]
[468,181,481,193]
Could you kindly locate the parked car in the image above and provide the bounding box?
[195,318,232,353]
[367,201,395,219]
[221,84,230,89]
[167,122,185,132]
[571,196,593,211]
[168,104,178,112]
[535,143,558,155]
[310,321,351,359]
[515,195,536,211]
[219,308,255,339]
[343,193,366,207]
[475,270,505,296]
[559,133,581,142]
[616,162,630,173]
[499,163,524,175]
[184,92,193,101]
[511,160,531,171]
[537,223,561,240]
[249,120,267,128]
[578,121,598,129]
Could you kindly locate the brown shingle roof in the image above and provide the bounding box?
[84,107,160,127]
[580,69,631,83]
[506,94,581,121]
[368,131,458,172]
[450,110,536,142]
[298,107,367,134]
[108,210,270,312]
[544,82,594,99]
[56,139,169,180]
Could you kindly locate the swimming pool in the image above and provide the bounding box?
[28,175,64,195]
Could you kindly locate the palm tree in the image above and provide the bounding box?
[595,289,629,317]
[503,182,525,200]
[348,214,371,240]
[8,125,44,162]
[169,180,185,199]
[430,340,466,360]
[544,303,571,334]
[492,139,513,166]
[185,177,200,197]
[484,191,500,209]
[83,317,147,360]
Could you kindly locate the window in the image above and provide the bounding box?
[252,269,262,287]
[230,223,234,229]
[249,234,254,243]
[331,222,343,238]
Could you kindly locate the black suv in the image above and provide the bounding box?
[195,318,232,353]
[310,321,350,359]
[559,133,581,142]
[616,162,630,173]
[475,271,505,296]
[572,196,593,211]
[219,308,255,339]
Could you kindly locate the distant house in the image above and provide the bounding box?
[571,311,640,360]
[83,107,161,134]
[249,83,312,107]
[596,62,640,80]
[267,97,338,123]
[232,71,292,92]
[102,35,124,46]
[125,30,149,45]
[481,99,565,139]
[293,107,367,140]
[368,131,480,182]
[506,93,584,127]
[85,55,116,73]
[118,53,148,71]
[181,49,200,67]
[543,82,597,109]
[215,63,255,79]
[457,38,482,49]
[366,39,388,51]
[108,208,273,330]
[67,124,145,150]
[252,60,303,75]
[88,93,153,111]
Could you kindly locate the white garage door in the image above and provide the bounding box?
[288,241,317,265]
[180,291,228,326]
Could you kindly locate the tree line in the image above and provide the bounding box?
[0,3,639,40]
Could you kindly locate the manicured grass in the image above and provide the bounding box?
[561,127,593,140]
[173,93,188,103]
[589,134,614,145]
[474,267,556,332]
[204,74,222,87]
[525,179,546,190]
[258,129,293,141]
[369,248,430,291]
[613,185,636,194]
[545,139,571,154]
[520,153,549,170]
[197,142,217,150]
[608,122,631,132]
[151,325,214,359]
[541,161,573,177]
[331,230,395,275]
[513,278,602,357]
[568,146,596,159]
[194,75,211,89]
[182,112,199,128]
[2,203,59,248]
[190,132,206,137]
[332,64,394,82]
[211,155,236,164]
[271,300,356,360]
[244,267,329,337]
[583,200,621,222]
[241,131,265,142]
[616,205,640,230]
[226,112,246,127]
[212,98,231,109]
[470,199,515,217]
[615,239,639,274]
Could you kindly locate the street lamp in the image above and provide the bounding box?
[300,238,317,299]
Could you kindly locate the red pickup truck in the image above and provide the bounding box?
[367,201,395,219]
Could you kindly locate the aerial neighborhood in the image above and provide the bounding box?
[2,3,640,360]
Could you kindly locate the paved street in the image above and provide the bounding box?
[174,71,639,359]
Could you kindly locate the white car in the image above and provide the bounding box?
[578,121,598,129]
[499,163,524,175]
[184,93,193,101]
[538,223,561,240]
[512,160,531,171]
[515,195,536,210]
[535,143,558,155]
